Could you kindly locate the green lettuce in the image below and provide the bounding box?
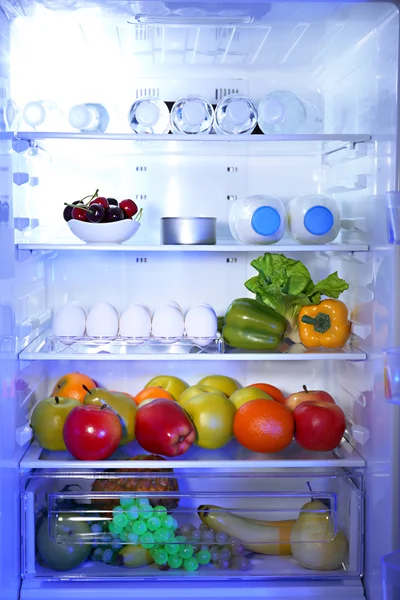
[245,253,349,342]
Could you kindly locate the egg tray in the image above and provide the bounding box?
[48,333,225,355]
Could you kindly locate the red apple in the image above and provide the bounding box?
[284,385,335,412]
[293,401,346,451]
[135,398,196,457]
[63,404,122,460]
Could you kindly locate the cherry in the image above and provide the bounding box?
[90,196,109,210]
[72,206,89,221]
[119,199,138,219]
[63,201,84,222]
[104,206,124,222]
[107,198,118,206]
[87,203,105,223]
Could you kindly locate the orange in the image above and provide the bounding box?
[233,399,294,453]
[51,372,96,403]
[249,383,285,404]
[134,386,175,406]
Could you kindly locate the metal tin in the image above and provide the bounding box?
[161,217,217,245]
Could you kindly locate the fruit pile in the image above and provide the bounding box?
[63,189,142,224]
[30,372,346,461]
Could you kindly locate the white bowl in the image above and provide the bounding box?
[68,219,140,244]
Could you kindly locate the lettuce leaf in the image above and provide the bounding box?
[245,253,349,341]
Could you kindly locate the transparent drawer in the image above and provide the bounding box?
[21,469,363,581]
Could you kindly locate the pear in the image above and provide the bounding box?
[83,387,136,446]
[290,500,348,570]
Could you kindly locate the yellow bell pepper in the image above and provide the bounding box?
[298,300,351,349]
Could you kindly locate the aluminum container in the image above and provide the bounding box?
[161,217,216,245]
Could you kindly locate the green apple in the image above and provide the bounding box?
[178,385,226,407]
[198,375,240,397]
[184,392,236,450]
[145,375,188,401]
[37,513,91,571]
[31,396,81,451]
[83,388,136,446]
[229,386,273,410]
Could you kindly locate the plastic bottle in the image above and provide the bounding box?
[215,94,257,135]
[128,97,170,134]
[69,103,110,133]
[229,195,286,245]
[22,100,63,131]
[258,91,323,135]
[170,95,214,135]
[287,194,341,245]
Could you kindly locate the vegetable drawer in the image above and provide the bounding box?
[21,469,363,581]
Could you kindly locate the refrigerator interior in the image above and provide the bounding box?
[0,1,399,599]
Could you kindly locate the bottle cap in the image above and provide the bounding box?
[226,100,249,125]
[182,101,206,126]
[304,205,334,235]
[251,206,281,236]
[69,105,92,130]
[136,101,160,126]
[261,100,285,123]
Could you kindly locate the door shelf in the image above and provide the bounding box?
[3,131,372,157]
[19,332,367,361]
[21,439,365,470]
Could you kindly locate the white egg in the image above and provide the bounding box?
[185,304,218,346]
[161,300,183,313]
[120,304,152,339]
[86,302,119,338]
[53,303,86,337]
[152,305,185,339]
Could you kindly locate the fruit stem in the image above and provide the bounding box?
[64,202,90,211]
[82,385,92,394]
[134,207,143,222]
[55,396,59,404]
[100,404,107,411]
[303,385,308,394]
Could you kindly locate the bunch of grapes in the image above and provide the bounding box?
[88,497,251,572]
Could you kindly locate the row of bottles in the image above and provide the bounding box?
[229,194,341,245]
[5,92,323,135]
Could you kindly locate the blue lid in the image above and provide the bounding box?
[304,205,334,236]
[251,206,281,236]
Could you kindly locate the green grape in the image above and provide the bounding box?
[175,535,186,544]
[153,548,168,565]
[127,533,140,544]
[160,515,177,530]
[179,544,193,559]
[113,506,124,515]
[139,505,153,520]
[92,547,103,562]
[154,528,169,544]
[102,548,114,564]
[131,520,147,535]
[184,557,199,571]
[140,532,155,549]
[108,521,122,536]
[196,549,211,565]
[147,516,161,531]
[136,498,150,506]
[113,513,128,529]
[127,506,139,521]
[120,496,135,508]
[165,541,180,555]
[119,531,129,543]
[168,555,183,569]
[153,505,168,515]
[165,529,175,541]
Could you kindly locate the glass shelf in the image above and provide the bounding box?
[2,131,372,157]
[20,438,365,470]
[18,331,366,362]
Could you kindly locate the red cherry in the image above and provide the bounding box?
[72,206,89,221]
[90,196,109,210]
[119,199,138,219]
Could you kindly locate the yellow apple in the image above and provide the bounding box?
[229,386,273,410]
[178,385,226,407]
[145,376,188,401]
[198,375,240,397]
[184,393,236,450]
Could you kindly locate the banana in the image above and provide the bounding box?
[116,545,154,568]
[198,504,294,555]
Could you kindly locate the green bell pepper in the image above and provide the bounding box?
[222,298,287,350]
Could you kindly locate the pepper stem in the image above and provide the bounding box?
[55,396,59,404]
[82,385,92,394]
[303,385,308,394]
[301,312,331,334]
